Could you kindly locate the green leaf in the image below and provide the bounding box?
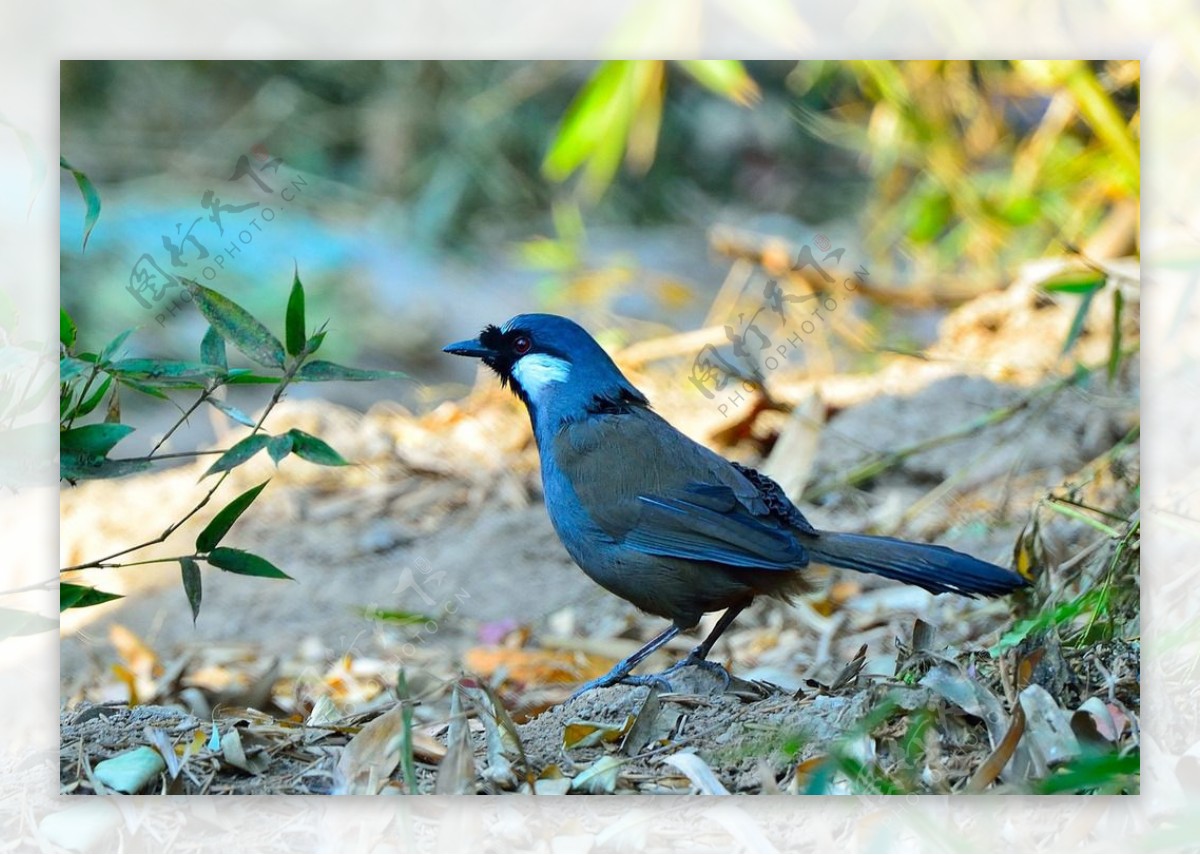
[267,433,293,464]
[1035,750,1139,795]
[73,374,113,420]
[1107,288,1124,383]
[295,360,408,382]
[0,606,58,639]
[677,60,760,106]
[60,582,123,611]
[60,423,133,456]
[116,377,170,400]
[206,547,292,580]
[200,325,227,371]
[60,454,152,482]
[60,309,77,349]
[223,371,282,385]
[109,359,224,382]
[206,397,256,427]
[285,268,306,357]
[542,61,659,199]
[60,156,102,251]
[196,481,269,553]
[99,328,136,363]
[184,280,286,369]
[201,433,271,478]
[305,330,327,354]
[1062,287,1099,355]
[287,429,348,466]
[180,557,202,623]
[1041,269,1107,294]
[60,356,91,383]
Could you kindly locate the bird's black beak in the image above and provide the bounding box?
[442,337,495,359]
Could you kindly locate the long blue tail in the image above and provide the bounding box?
[808,531,1027,597]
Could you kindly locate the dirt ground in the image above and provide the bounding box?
[59,265,1141,795]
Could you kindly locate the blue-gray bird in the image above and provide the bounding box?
[444,314,1026,695]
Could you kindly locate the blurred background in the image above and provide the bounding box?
[59,60,1141,795]
[61,60,1139,441]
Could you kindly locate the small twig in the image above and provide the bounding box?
[802,368,1083,502]
[147,386,220,459]
[61,358,302,574]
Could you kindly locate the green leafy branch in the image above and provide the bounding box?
[60,269,406,620]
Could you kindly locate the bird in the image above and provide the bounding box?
[444,313,1027,696]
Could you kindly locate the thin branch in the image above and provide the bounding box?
[61,359,301,574]
[147,385,219,458]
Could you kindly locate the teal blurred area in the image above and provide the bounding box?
[60,60,870,421]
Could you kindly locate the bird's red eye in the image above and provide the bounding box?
[512,335,532,355]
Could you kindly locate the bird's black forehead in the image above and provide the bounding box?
[479,323,530,351]
[478,323,506,350]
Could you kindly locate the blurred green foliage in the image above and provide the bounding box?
[796,60,1139,286]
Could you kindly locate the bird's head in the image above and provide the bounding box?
[443,313,648,429]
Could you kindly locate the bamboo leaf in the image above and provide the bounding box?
[678,60,760,106]
[60,454,152,482]
[285,268,306,357]
[206,398,256,427]
[200,325,227,371]
[72,374,113,420]
[60,309,77,349]
[109,359,224,382]
[99,328,136,363]
[184,280,285,368]
[201,433,271,478]
[206,547,292,580]
[180,557,202,623]
[60,156,102,251]
[60,582,123,611]
[60,423,133,457]
[295,360,407,382]
[287,429,348,466]
[267,433,293,464]
[196,481,269,553]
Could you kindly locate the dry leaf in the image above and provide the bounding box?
[570,755,625,794]
[563,715,635,750]
[332,704,405,794]
[662,752,730,795]
[435,687,477,794]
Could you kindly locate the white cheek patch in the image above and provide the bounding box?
[512,353,571,397]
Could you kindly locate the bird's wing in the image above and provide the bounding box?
[625,487,808,569]
[554,409,810,570]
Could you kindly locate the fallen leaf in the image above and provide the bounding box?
[220,727,269,775]
[662,752,730,795]
[332,703,405,794]
[1020,684,1081,772]
[563,715,635,750]
[435,687,477,794]
[570,755,625,794]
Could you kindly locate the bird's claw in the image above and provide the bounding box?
[568,671,674,700]
[569,653,732,700]
[661,653,733,690]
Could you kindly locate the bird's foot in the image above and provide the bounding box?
[660,652,732,691]
[569,670,674,700]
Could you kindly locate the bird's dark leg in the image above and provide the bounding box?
[569,623,681,699]
[660,602,749,687]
